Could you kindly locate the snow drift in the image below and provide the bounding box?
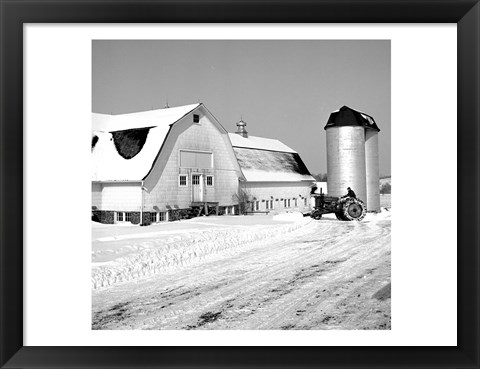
[92,218,311,290]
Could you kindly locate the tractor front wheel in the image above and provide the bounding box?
[342,198,367,221]
[311,210,322,220]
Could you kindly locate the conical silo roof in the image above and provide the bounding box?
[324,106,380,132]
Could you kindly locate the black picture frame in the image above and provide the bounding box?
[1,1,478,368]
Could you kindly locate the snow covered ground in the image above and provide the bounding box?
[92,208,391,330]
[92,213,308,289]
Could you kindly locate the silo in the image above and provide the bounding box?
[324,106,381,212]
[365,129,380,212]
[325,107,367,206]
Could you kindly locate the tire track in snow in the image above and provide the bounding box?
[205,219,390,330]
[211,219,390,329]
[92,215,391,330]
[92,221,324,329]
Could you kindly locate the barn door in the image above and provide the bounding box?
[192,174,203,202]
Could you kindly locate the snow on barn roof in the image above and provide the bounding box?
[228,133,296,153]
[92,103,200,132]
[228,133,314,182]
[324,105,380,132]
[91,103,314,183]
[92,104,200,181]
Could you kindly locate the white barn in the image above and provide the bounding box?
[229,120,315,213]
[92,103,315,224]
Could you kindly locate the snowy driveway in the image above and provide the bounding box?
[92,212,391,330]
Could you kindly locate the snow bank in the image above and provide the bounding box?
[92,218,311,290]
[272,211,304,222]
[364,208,391,222]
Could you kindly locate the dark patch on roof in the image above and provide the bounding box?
[233,147,311,176]
[91,135,99,151]
[111,127,152,160]
[325,106,380,132]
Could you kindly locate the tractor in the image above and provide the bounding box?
[310,192,367,221]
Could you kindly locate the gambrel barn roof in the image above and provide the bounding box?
[92,103,315,184]
[228,133,314,182]
[92,104,200,181]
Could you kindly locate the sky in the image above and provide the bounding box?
[92,40,391,176]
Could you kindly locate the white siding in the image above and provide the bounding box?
[100,182,142,211]
[92,183,102,209]
[242,182,312,212]
[143,110,242,211]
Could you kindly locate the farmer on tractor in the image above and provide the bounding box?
[342,187,356,199]
[310,186,366,221]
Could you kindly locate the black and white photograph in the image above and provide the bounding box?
[91,40,391,330]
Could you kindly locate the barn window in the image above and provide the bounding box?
[193,114,200,123]
[192,174,200,186]
[294,198,297,207]
[206,175,214,187]
[116,212,133,223]
[284,199,287,207]
[255,201,259,211]
[287,199,291,207]
[270,200,274,209]
[179,175,188,187]
[154,212,167,222]
[266,201,270,210]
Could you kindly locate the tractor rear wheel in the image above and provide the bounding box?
[342,198,366,221]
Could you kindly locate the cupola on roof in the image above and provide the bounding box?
[324,105,380,132]
[235,118,248,138]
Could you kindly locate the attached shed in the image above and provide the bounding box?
[228,120,315,213]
